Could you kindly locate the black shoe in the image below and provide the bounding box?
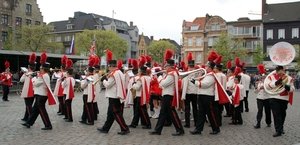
[209,130,220,135]
[189,130,201,135]
[237,122,243,125]
[245,109,249,112]
[273,132,282,137]
[267,124,271,127]
[223,114,231,117]
[65,119,73,122]
[254,125,260,129]
[21,123,30,128]
[117,130,130,135]
[129,124,136,128]
[41,126,52,130]
[79,120,86,124]
[184,124,190,128]
[86,122,94,125]
[21,118,27,122]
[3,99,9,101]
[149,130,161,135]
[281,130,285,134]
[142,126,151,129]
[57,112,64,115]
[164,123,172,127]
[172,131,184,136]
[97,127,108,133]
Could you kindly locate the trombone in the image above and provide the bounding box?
[92,71,110,86]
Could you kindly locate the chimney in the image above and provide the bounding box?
[150,36,153,41]
[238,17,250,21]
[68,17,73,23]
[130,21,133,26]
[262,0,266,19]
[205,13,211,21]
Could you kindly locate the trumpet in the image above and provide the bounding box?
[92,72,110,86]
[179,68,207,80]
[25,71,39,77]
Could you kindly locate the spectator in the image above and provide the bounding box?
[13,72,19,82]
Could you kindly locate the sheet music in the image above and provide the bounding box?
[54,73,61,79]
[20,67,28,72]
[128,72,134,77]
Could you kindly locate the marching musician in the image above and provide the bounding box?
[190,51,220,135]
[181,53,198,128]
[224,61,235,117]
[229,70,244,125]
[125,59,139,108]
[149,66,162,119]
[149,49,184,136]
[62,59,75,122]
[53,55,68,115]
[264,65,295,137]
[79,56,95,125]
[92,56,101,120]
[129,58,152,129]
[1,60,12,101]
[20,53,36,121]
[124,58,133,93]
[22,51,56,130]
[145,56,153,118]
[254,64,271,129]
[97,50,130,135]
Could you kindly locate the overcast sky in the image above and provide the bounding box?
[37,0,298,45]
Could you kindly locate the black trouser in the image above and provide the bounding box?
[195,95,220,132]
[81,95,94,123]
[231,103,243,124]
[224,102,232,116]
[184,94,198,126]
[154,95,183,133]
[2,85,9,101]
[213,101,222,126]
[93,102,99,120]
[65,98,73,121]
[256,98,271,125]
[57,96,65,114]
[269,98,288,133]
[241,90,249,111]
[130,97,151,127]
[101,98,129,132]
[26,95,52,127]
[22,97,35,120]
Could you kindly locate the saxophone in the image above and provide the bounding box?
[130,77,137,99]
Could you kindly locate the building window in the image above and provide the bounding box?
[187,38,192,46]
[234,27,252,35]
[196,37,202,46]
[2,31,7,42]
[266,45,272,57]
[26,4,32,14]
[35,21,40,25]
[56,36,61,42]
[266,29,273,39]
[252,26,261,37]
[208,37,213,47]
[191,25,199,31]
[66,24,73,30]
[292,28,299,38]
[211,24,216,31]
[25,19,31,25]
[278,29,285,39]
[196,53,201,63]
[245,55,253,64]
[64,36,71,41]
[135,31,138,37]
[111,26,115,31]
[65,47,70,54]
[16,17,22,26]
[216,24,220,30]
[2,14,8,25]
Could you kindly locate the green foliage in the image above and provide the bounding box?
[4,30,13,50]
[147,41,176,64]
[294,44,300,71]
[252,44,267,65]
[75,30,128,59]
[14,24,63,52]
[212,33,248,64]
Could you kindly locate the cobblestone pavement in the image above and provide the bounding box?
[0,89,300,145]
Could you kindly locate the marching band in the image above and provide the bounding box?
[16,43,295,138]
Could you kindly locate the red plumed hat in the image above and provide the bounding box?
[207,51,218,61]
[132,59,138,69]
[153,62,158,67]
[187,52,193,61]
[106,49,113,62]
[201,64,206,69]
[145,55,152,67]
[93,56,100,67]
[234,67,242,76]
[214,55,222,65]
[139,56,146,67]
[4,60,10,68]
[187,52,194,66]
[117,60,123,70]
[88,56,95,67]
[241,62,246,68]
[40,51,47,64]
[227,60,232,69]
[164,49,174,66]
[61,55,68,66]
[128,58,133,68]
[180,61,186,69]
[257,64,266,75]
[29,53,36,64]
[234,58,240,67]
[65,59,73,69]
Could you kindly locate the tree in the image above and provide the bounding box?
[252,44,267,65]
[212,33,248,65]
[4,29,13,50]
[147,41,176,64]
[14,24,62,52]
[75,30,128,60]
[293,44,300,71]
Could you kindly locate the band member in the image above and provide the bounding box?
[129,58,152,129]
[145,55,153,117]
[125,59,139,108]
[254,64,271,129]
[150,67,162,119]
[62,59,75,122]
[224,61,235,117]
[181,53,198,128]
[124,58,133,93]
[235,58,250,112]
[1,60,12,101]
[229,68,244,125]
[97,50,130,135]
[149,49,184,136]
[190,51,220,135]
[264,65,295,137]
[20,53,36,121]
[22,51,57,130]
[54,55,68,115]
[92,56,101,120]
[79,56,95,125]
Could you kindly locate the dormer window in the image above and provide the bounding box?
[66,24,74,30]
[191,25,199,31]
[94,25,101,30]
